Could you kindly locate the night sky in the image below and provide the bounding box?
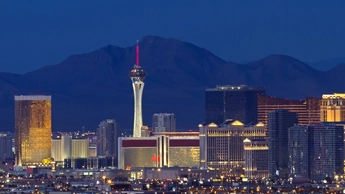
[0,1,344,74]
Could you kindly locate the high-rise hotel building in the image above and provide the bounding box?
[97,119,121,158]
[258,95,320,126]
[152,113,176,132]
[268,109,298,179]
[199,120,266,175]
[313,122,344,181]
[14,95,51,166]
[0,132,13,162]
[320,93,345,122]
[288,125,314,179]
[205,85,265,125]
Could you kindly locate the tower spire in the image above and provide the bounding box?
[129,39,146,137]
[136,40,139,67]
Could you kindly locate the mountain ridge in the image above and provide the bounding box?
[0,35,343,132]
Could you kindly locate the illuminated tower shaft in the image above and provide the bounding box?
[129,41,147,137]
[131,78,145,137]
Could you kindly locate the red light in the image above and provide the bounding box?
[151,154,161,163]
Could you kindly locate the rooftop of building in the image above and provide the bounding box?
[14,95,51,100]
[313,122,345,127]
[322,93,345,98]
[244,138,268,145]
[220,119,244,127]
[199,120,266,129]
[151,131,199,136]
[153,113,175,116]
[205,85,265,91]
[51,136,88,140]
[246,138,267,142]
[0,132,13,136]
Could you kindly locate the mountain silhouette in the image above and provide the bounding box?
[0,36,343,132]
[307,57,345,71]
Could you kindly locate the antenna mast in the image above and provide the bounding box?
[136,40,139,67]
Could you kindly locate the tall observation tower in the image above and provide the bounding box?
[129,41,147,137]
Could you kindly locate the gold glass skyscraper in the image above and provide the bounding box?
[15,95,51,166]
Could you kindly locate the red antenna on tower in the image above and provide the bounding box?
[136,40,139,67]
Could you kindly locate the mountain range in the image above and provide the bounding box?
[307,57,345,71]
[0,35,344,132]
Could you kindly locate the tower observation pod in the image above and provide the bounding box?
[129,40,147,137]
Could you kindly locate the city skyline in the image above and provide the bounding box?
[2,1,345,191]
[4,79,345,184]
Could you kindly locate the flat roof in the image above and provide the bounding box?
[206,85,265,91]
[322,93,345,98]
[14,95,51,100]
[152,132,199,136]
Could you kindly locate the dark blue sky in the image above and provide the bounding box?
[1,1,344,74]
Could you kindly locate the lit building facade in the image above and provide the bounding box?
[320,93,345,122]
[167,136,199,167]
[51,139,62,162]
[199,120,266,175]
[152,113,176,132]
[72,139,89,158]
[205,85,265,125]
[268,109,298,179]
[0,132,13,162]
[15,95,51,166]
[141,126,149,137]
[118,133,199,169]
[51,136,89,166]
[129,41,147,137]
[243,138,269,179]
[258,95,320,127]
[89,144,97,157]
[288,125,314,179]
[313,122,344,181]
[97,119,121,158]
[51,133,72,164]
[119,137,158,169]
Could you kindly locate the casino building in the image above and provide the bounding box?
[118,132,199,169]
[199,120,266,176]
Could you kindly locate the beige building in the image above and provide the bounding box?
[15,95,52,166]
[72,139,89,158]
[199,120,266,176]
[51,135,89,166]
[320,93,345,122]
